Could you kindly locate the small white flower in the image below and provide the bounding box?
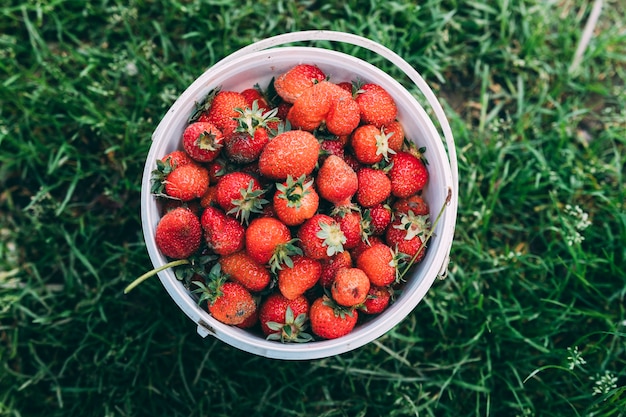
[591,371,618,396]
[566,346,586,370]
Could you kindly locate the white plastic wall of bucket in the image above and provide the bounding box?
[141,31,458,360]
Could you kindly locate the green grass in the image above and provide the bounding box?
[1,0,625,416]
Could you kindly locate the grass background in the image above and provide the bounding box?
[1,0,625,416]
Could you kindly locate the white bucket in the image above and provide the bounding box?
[141,31,459,360]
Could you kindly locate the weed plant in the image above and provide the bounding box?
[1,1,624,416]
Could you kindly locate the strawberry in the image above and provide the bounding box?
[392,194,430,216]
[350,235,384,261]
[199,185,218,208]
[363,204,392,236]
[332,207,363,250]
[274,63,326,104]
[277,255,322,300]
[161,150,193,169]
[350,124,396,165]
[199,90,248,136]
[245,216,301,271]
[355,83,397,127]
[236,308,259,329]
[219,251,271,292]
[319,139,346,166]
[164,162,210,202]
[361,286,392,315]
[258,130,320,181]
[388,151,429,198]
[287,81,350,131]
[319,250,353,288]
[240,87,269,110]
[316,155,358,207]
[182,121,224,163]
[331,267,370,307]
[259,293,311,342]
[336,81,354,94]
[385,211,431,263]
[309,296,358,340]
[356,242,399,287]
[201,206,245,256]
[273,174,319,226]
[381,120,404,153]
[356,167,392,208]
[215,171,267,224]
[325,96,361,136]
[151,154,186,196]
[298,214,346,260]
[155,207,202,259]
[195,264,256,325]
[343,153,363,174]
[206,159,227,185]
[224,100,280,164]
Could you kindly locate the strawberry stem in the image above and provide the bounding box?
[399,189,452,279]
[124,259,190,294]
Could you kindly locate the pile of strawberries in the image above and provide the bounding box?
[150,63,432,342]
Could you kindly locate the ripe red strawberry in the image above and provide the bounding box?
[224,101,280,164]
[332,207,363,250]
[245,216,301,271]
[350,235,384,261]
[258,292,311,341]
[343,153,363,173]
[199,90,248,136]
[206,159,227,185]
[155,207,202,259]
[355,83,397,127]
[199,185,218,208]
[356,167,392,208]
[331,267,370,307]
[274,63,326,104]
[356,242,398,287]
[273,175,319,226]
[277,255,322,300]
[195,264,256,325]
[388,151,429,198]
[240,87,269,110]
[215,171,267,224]
[319,139,346,166]
[287,81,350,131]
[258,130,320,181]
[298,214,346,261]
[201,206,245,256]
[219,251,271,292]
[319,250,353,288]
[363,204,392,236]
[161,150,194,169]
[350,124,396,165]
[392,194,430,216]
[361,286,392,315]
[325,96,361,136]
[385,211,431,263]
[164,163,210,202]
[316,155,358,207]
[309,296,358,339]
[336,81,354,94]
[381,120,404,153]
[182,121,224,163]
